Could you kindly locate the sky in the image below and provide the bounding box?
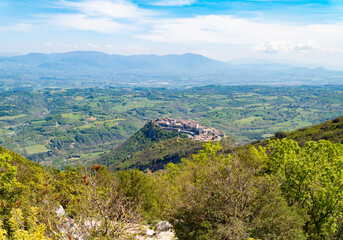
[1,0,343,69]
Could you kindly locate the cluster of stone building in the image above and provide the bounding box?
[155,117,226,142]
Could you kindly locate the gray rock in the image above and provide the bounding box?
[155,221,172,232]
[146,229,155,236]
[55,205,66,216]
[55,205,85,240]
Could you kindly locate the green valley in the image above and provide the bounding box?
[0,85,342,168]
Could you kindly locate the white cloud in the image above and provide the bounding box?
[138,15,343,49]
[252,41,343,54]
[151,0,196,7]
[82,43,151,54]
[0,23,32,32]
[139,15,302,44]
[105,44,114,49]
[40,0,155,33]
[47,14,124,33]
[87,43,101,48]
[59,0,153,19]
[117,45,151,54]
[252,41,318,53]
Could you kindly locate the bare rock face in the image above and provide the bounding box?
[155,221,173,232]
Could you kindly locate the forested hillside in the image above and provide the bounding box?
[253,115,343,147]
[2,115,343,239]
[280,115,343,145]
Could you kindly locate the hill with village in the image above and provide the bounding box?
[97,118,234,171]
[155,118,226,141]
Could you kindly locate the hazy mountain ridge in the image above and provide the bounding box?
[1,51,343,89]
[0,51,228,74]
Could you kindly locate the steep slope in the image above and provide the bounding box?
[97,121,205,171]
[253,116,343,146]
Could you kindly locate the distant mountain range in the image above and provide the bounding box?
[0,51,343,89]
[0,51,228,74]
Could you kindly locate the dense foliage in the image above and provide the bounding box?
[263,139,343,239]
[0,147,144,239]
[2,132,343,239]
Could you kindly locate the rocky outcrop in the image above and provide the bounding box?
[132,221,176,240]
[155,221,173,232]
[55,206,176,240]
[55,205,85,240]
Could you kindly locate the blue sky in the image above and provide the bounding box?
[1,0,343,69]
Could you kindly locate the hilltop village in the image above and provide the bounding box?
[155,117,226,142]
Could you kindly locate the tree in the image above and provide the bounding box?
[69,165,142,239]
[262,139,343,239]
[160,143,306,240]
[0,152,22,213]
